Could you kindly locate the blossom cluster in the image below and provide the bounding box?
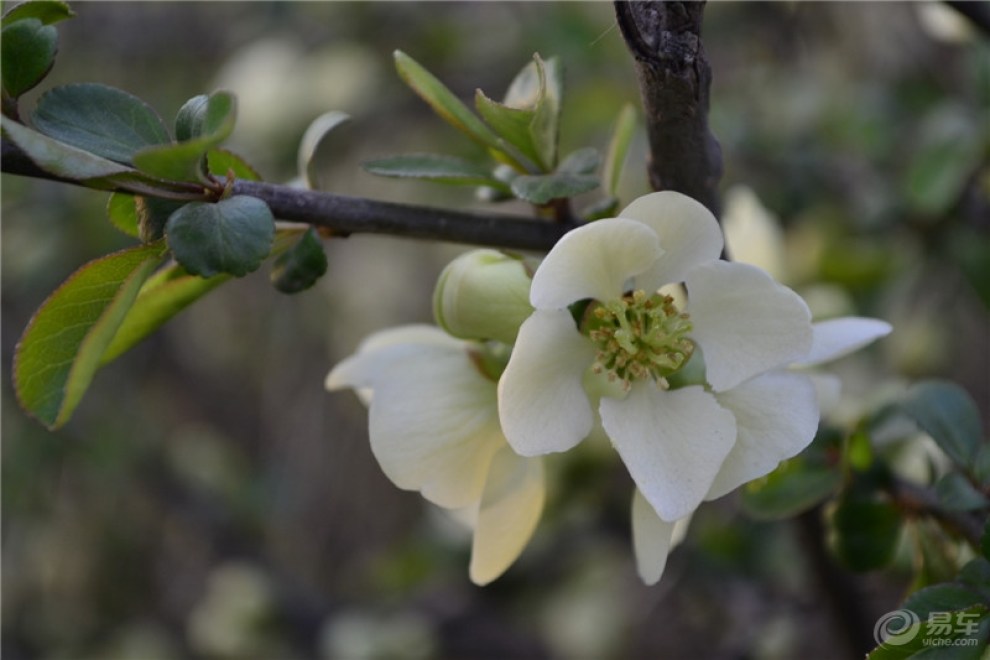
[326,191,891,585]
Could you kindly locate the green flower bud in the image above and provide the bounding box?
[433,250,534,344]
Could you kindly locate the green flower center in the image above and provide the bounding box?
[586,290,694,389]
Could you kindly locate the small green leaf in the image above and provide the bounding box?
[32,83,171,163]
[475,89,543,170]
[2,115,133,181]
[510,171,598,205]
[393,50,520,167]
[527,55,562,171]
[101,263,230,364]
[106,193,140,238]
[603,103,636,196]
[935,473,990,511]
[270,228,328,294]
[557,147,600,175]
[363,153,510,191]
[207,148,261,182]
[174,94,208,141]
[829,491,903,571]
[902,380,984,470]
[13,243,166,429]
[958,557,990,593]
[133,91,236,183]
[741,459,843,520]
[165,195,274,278]
[1,18,57,99]
[297,110,349,189]
[2,0,74,27]
[581,196,619,221]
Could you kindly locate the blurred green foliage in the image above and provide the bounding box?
[2,2,988,659]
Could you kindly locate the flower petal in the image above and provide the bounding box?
[631,490,691,585]
[685,261,812,392]
[530,218,660,309]
[340,341,503,508]
[721,186,788,281]
[618,191,724,290]
[793,317,892,367]
[707,371,820,500]
[470,448,545,585]
[600,384,736,522]
[498,310,597,456]
[325,324,458,391]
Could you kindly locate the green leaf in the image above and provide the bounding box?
[983,519,990,562]
[297,110,349,189]
[270,228,328,294]
[207,148,261,181]
[510,171,598,205]
[1,18,57,99]
[935,473,990,511]
[901,380,984,470]
[2,0,74,27]
[165,195,274,278]
[2,115,133,181]
[136,197,186,244]
[868,605,990,660]
[106,193,140,238]
[475,89,543,170]
[958,558,990,594]
[603,103,636,196]
[581,195,620,221]
[174,94,208,141]
[132,91,236,183]
[100,263,230,365]
[903,111,986,216]
[527,55,562,171]
[31,83,171,163]
[558,147,600,175]
[13,243,166,429]
[829,491,903,571]
[363,153,510,191]
[393,50,519,167]
[741,459,843,520]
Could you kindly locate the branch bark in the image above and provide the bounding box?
[615,1,723,217]
[1,138,573,252]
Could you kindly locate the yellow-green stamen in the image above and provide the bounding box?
[587,290,694,389]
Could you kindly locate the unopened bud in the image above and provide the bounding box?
[433,250,534,344]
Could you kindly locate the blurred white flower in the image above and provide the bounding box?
[326,325,543,585]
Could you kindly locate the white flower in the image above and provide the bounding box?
[499,191,819,524]
[326,325,544,585]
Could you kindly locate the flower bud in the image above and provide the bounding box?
[433,250,534,344]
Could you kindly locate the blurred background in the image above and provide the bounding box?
[2,2,988,658]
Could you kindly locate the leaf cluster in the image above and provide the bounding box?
[3,1,329,429]
[364,51,637,221]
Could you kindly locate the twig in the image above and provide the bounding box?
[614,1,723,217]
[885,476,985,549]
[1,138,574,251]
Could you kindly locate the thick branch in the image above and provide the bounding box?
[615,1,723,217]
[1,138,573,251]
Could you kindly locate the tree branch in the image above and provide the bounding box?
[1,138,574,251]
[615,1,723,217]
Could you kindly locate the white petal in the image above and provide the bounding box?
[721,186,788,281]
[325,324,458,391]
[469,449,545,585]
[498,310,597,456]
[685,261,812,392]
[707,371,820,500]
[631,489,690,585]
[618,191,724,290]
[600,384,736,522]
[793,317,893,367]
[362,344,503,508]
[530,218,660,309]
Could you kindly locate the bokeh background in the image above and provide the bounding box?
[2,2,988,659]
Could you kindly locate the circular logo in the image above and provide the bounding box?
[874,609,921,647]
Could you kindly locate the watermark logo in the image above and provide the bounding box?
[874,609,984,649]
[874,609,921,646]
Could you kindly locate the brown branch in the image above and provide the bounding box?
[1,138,574,251]
[615,1,723,217]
